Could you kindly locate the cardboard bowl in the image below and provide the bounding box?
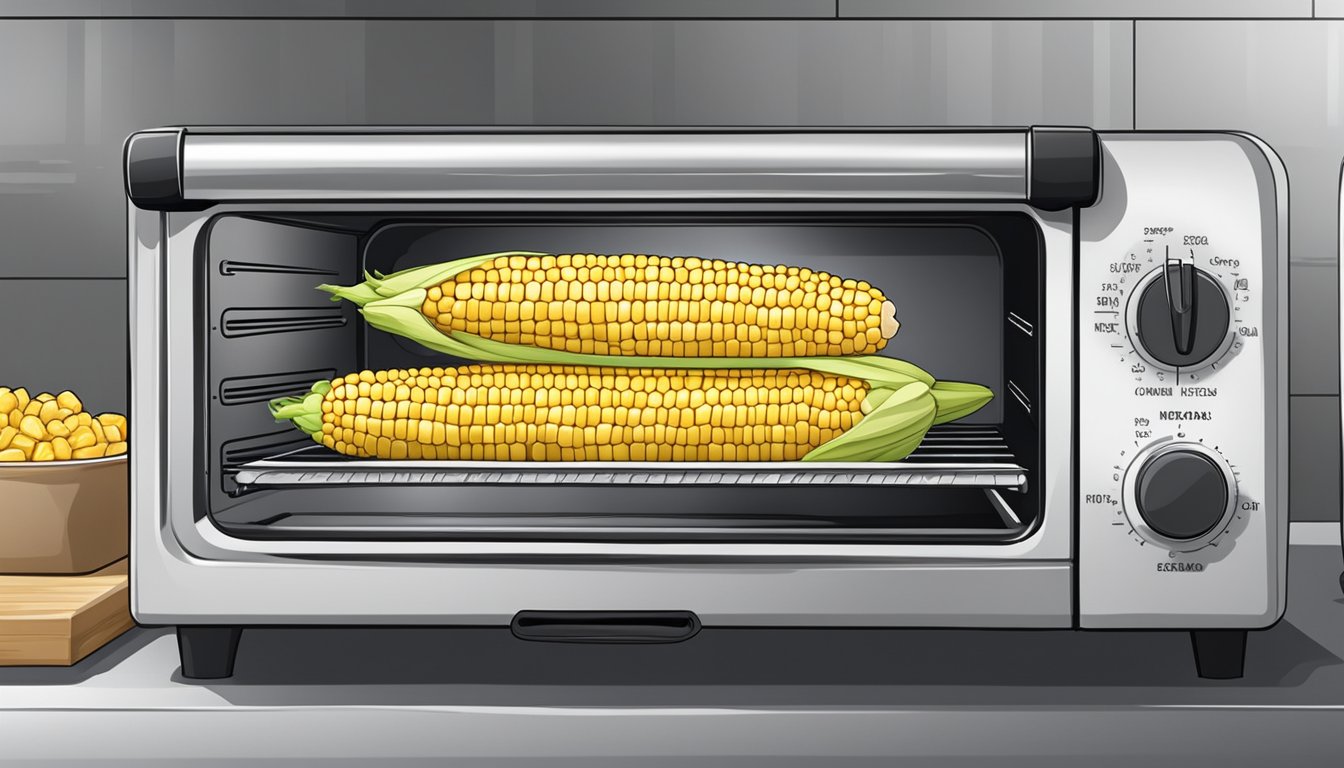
[0,455,128,574]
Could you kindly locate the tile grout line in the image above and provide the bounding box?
[1132,19,1137,130]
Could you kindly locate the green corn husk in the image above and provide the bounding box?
[929,380,997,426]
[269,379,333,437]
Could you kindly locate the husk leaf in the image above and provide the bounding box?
[929,380,995,426]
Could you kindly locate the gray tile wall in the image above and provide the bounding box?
[841,0,1313,18]
[1,15,1333,523]
[0,279,126,415]
[0,1,1323,19]
[1135,20,1342,520]
[0,1,840,18]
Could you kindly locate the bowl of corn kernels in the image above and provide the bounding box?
[0,387,129,574]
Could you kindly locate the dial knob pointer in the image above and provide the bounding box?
[1164,251,1198,356]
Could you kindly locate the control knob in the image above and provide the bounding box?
[1129,261,1232,371]
[1125,442,1237,549]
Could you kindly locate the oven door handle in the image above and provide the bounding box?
[510,610,702,644]
[124,126,1099,213]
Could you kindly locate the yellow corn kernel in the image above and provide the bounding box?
[52,436,72,460]
[0,426,14,450]
[70,425,96,449]
[107,441,128,456]
[0,391,15,413]
[37,401,60,424]
[12,387,29,411]
[73,444,107,459]
[32,441,55,462]
[104,425,123,443]
[97,413,127,431]
[9,434,35,457]
[34,392,53,403]
[56,390,82,412]
[0,447,25,461]
[22,400,41,417]
[19,414,45,440]
[89,420,105,442]
[46,419,70,438]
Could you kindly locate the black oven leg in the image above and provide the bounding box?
[1189,630,1246,679]
[177,626,243,679]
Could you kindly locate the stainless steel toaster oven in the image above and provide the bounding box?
[125,127,1287,680]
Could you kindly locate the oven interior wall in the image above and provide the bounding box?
[204,215,363,514]
[202,213,1042,542]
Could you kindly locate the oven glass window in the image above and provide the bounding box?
[201,214,1042,544]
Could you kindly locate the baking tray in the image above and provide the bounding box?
[233,425,1026,492]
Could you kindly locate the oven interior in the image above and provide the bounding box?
[197,213,1044,544]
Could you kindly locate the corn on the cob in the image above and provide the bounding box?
[322,252,899,360]
[0,386,128,462]
[271,362,991,463]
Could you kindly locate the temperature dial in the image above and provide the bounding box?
[1128,262,1232,371]
[1123,441,1237,550]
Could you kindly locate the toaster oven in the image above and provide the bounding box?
[125,127,1287,680]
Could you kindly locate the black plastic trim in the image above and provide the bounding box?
[511,611,702,644]
[1028,126,1101,211]
[177,626,243,679]
[1190,629,1247,679]
[125,129,211,211]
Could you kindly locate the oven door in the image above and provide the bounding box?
[129,128,1085,625]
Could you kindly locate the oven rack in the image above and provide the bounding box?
[230,425,1027,492]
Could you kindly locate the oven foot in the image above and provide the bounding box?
[1189,629,1246,679]
[177,626,243,679]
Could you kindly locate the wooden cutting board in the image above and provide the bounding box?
[0,559,133,665]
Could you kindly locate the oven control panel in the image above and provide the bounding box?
[1095,233,1256,559]
[1077,135,1285,629]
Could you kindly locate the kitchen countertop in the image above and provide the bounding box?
[1,525,1342,766]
